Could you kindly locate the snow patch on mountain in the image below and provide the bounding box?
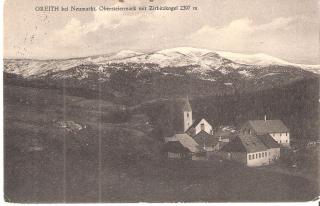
[217,51,320,74]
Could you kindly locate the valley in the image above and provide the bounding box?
[4,47,319,202]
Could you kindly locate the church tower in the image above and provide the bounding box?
[182,97,193,132]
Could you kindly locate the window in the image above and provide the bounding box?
[280,133,282,137]
[280,140,282,143]
[259,153,261,158]
[256,154,258,159]
[286,132,288,136]
[200,123,205,131]
[187,113,189,117]
[252,154,255,159]
[265,152,267,157]
[262,153,264,157]
[286,140,288,143]
[249,155,251,160]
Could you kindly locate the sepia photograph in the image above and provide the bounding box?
[3,0,320,203]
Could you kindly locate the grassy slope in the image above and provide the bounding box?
[4,85,319,202]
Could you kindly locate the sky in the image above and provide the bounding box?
[4,0,320,64]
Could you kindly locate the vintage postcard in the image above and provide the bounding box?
[3,0,319,203]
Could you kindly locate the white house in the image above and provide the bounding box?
[186,118,213,137]
[257,134,280,162]
[240,117,290,147]
[221,133,280,167]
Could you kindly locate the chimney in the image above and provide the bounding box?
[264,114,267,122]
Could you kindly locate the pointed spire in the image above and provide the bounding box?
[182,97,192,112]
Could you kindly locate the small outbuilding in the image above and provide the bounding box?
[164,133,206,160]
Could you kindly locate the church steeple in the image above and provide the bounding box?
[182,97,193,132]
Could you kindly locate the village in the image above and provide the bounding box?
[163,98,310,168]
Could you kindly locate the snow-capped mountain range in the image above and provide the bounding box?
[4,47,320,79]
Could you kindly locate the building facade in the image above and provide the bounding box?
[221,133,280,167]
[240,118,290,147]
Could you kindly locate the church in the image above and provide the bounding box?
[163,98,214,160]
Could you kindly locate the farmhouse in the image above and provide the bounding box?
[240,116,290,147]
[221,133,280,167]
[257,134,280,162]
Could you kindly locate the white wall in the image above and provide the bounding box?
[194,119,213,135]
[269,132,290,147]
[247,151,269,167]
[168,152,183,159]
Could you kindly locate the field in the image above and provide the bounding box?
[4,85,319,202]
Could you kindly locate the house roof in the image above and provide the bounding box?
[186,118,202,133]
[193,130,219,148]
[186,118,212,135]
[165,133,200,153]
[248,120,289,134]
[222,134,268,153]
[257,134,280,149]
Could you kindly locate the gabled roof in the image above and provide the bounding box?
[193,130,219,147]
[247,120,289,134]
[186,118,202,133]
[165,133,200,153]
[221,137,246,153]
[257,134,280,149]
[222,134,268,153]
[186,118,211,135]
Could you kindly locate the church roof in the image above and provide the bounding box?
[248,120,289,134]
[181,98,192,112]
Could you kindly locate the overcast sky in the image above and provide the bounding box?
[4,0,320,64]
